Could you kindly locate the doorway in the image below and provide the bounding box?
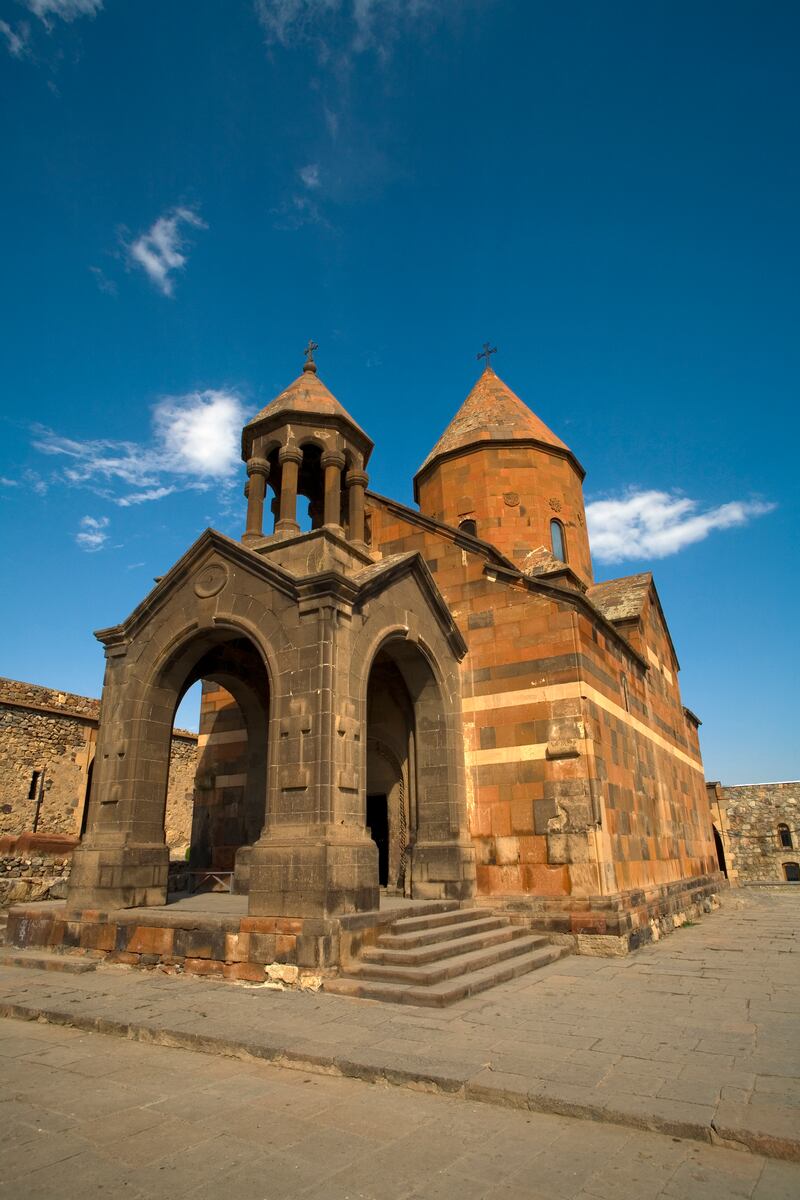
[367,794,389,886]
[712,824,727,878]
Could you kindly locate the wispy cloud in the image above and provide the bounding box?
[254,0,439,60]
[586,489,775,564]
[35,390,246,507]
[272,191,330,230]
[257,2,447,225]
[299,163,321,189]
[254,0,339,48]
[127,207,207,297]
[75,514,109,552]
[0,19,29,56]
[24,0,103,25]
[89,265,117,296]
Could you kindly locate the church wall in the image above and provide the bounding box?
[573,607,716,894]
[416,444,593,586]
[367,498,718,913]
[368,499,594,899]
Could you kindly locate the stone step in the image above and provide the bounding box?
[324,944,566,1007]
[363,923,537,967]
[0,949,97,975]
[386,907,483,936]
[349,932,550,987]
[379,914,509,951]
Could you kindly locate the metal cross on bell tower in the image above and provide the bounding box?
[303,339,319,374]
[477,341,497,371]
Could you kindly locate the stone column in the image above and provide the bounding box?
[243,456,270,544]
[346,469,369,546]
[321,449,345,531]
[275,444,303,536]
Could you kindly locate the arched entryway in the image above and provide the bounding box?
[163,633,270,894]
[363,635,474,901]
[366,651,415,894]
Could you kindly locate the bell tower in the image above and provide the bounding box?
[240,342,373,552]
[414,355,594,587]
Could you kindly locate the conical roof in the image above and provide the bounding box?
[244,366,370,440]
[242,363,372,461]
[416,366,575,481]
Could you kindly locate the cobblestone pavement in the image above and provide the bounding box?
[1,891,798,1161]
[1,1018,798,1199]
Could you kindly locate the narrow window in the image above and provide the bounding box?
[784,863,800,882]
[28,770,41,800]
[620,673,630,713]
[459,519,477,537]
[778,824,793,849]
[550,519,566,562]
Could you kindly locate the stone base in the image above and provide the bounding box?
[232,845,252,895]
[482,872,725,955]
[248,831,379,918]
[5,896,464,977]
[411,839,477,901]
[66,843,169,912]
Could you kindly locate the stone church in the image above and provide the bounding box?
[9,348,721,993]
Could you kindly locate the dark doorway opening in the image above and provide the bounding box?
[712,824,727,878]
[367,794,389,887]
[80,758,94,838]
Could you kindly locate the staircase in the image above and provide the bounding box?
[324,904,567,1007]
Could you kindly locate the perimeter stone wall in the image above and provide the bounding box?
[708,781,800,884]
[0,676,198,852]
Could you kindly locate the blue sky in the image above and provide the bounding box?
[0,1,797,783]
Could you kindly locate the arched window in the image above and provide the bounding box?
[550,519,566,562]
[778,824,793,849]
[459,519,477,537]
[784,863,800,882]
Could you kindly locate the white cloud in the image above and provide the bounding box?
[24,0,103,24]
[128,207,207,297]
[153,391,244,477]
[0,19,29,55]
[299,163,321,189]
[35,389,246,506]
[75,514,109,552]
[586,489,775,564]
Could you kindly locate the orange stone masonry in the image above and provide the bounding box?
[363,362,720,949]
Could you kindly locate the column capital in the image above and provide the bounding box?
[346,469,369,489]
[321,449,346,470]
[246,456,270,479]
[278,444,303,466]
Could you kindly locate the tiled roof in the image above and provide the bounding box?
[416,366,571,476]
[588,572,652,623]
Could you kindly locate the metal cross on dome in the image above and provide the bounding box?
[477,341,497,369]
[303,339,318,365]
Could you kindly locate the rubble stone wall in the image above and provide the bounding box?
[0,676,198,852]
[708,781,800,884]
